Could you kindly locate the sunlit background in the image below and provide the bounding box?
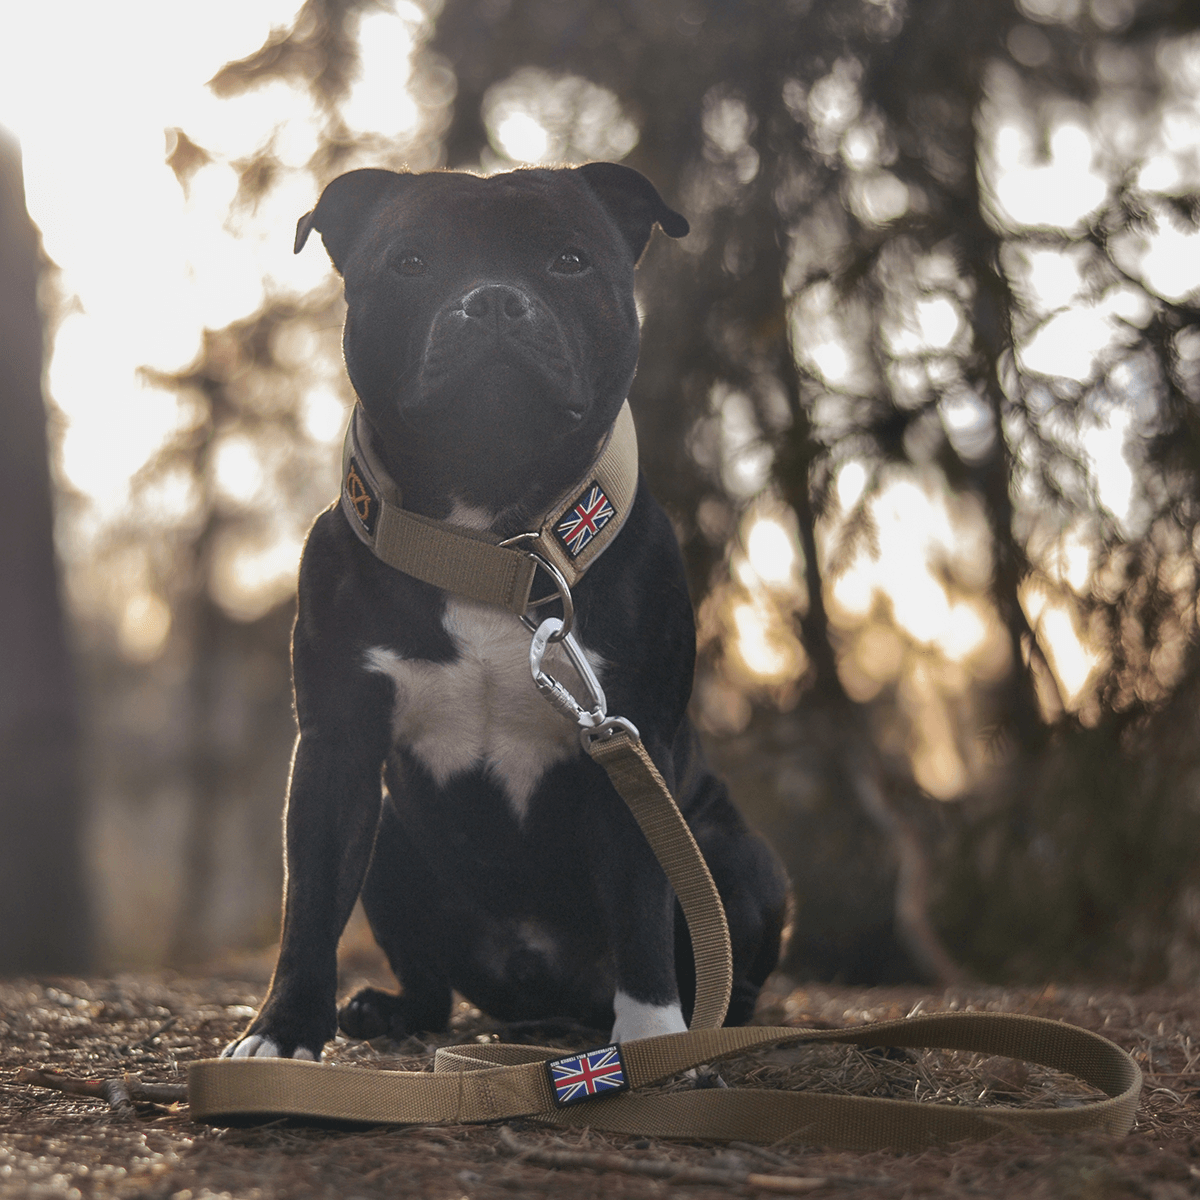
[6,0,1200,982]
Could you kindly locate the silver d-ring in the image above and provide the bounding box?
[500,534,574,641]
[527,552,573,640]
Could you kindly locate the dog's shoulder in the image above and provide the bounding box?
[569,476,698,738]
[583,476,691,605]
[293,505,455,680]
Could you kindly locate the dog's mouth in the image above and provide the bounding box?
[386,383,601,513]
[410,308,588,429]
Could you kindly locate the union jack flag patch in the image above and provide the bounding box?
[555,482,615,558]
[547,1044,629,1106]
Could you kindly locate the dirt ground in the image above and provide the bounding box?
[2,968,1199,1200]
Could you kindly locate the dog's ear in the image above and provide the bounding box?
[295,169,401,272]
[578,162,689,262]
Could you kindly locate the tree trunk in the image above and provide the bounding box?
[0,127,93,973]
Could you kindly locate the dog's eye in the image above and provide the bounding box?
[552,249,590,275]
[390,253,427,277]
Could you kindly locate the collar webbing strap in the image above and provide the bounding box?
[188,1010,1141,1148]
[340,402,639,612]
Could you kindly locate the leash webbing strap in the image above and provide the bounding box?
[340,401,640,613]
[188,725,1144,1145]
[188,1012,1142,1148]
[197,403,1147,1146]
[585,729,732,1032]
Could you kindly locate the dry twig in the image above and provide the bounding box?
[17,1067,188,1119]
[730,1140,796,1167]
[498,1126,883,1193]
[132,1015,179,1048]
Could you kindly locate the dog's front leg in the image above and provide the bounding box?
[224,721,386,1060]
[604,873,687,1041]
[590,767,690,1043]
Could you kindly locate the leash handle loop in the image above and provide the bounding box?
[188,1011,1143,1147]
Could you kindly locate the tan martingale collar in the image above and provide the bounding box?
[339,401,639,612]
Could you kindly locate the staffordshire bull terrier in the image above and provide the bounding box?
[225,162,787,1061]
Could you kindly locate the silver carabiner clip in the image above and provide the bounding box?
[528,617,606,729]
[528,617,641,750]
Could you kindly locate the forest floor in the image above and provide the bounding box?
[2,964,1199,1199]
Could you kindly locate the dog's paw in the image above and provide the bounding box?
[221,1032,321,1061]
[724,978,765,1027]
[687,1065,728,1089]
[337,988,404,1041]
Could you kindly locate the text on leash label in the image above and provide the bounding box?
[547,1044,628,1106]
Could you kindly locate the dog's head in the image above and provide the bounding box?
[296,164,686,505]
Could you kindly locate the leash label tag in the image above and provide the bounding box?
[345,457,379,537]
[555,482,615,558]
[547,1044,628,1106]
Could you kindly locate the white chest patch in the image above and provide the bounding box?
[365,600,604,820]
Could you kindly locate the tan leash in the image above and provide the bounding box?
[190,725,1142,1144]
[189,1009,1140,1147]
[188,404,1143,1145]
[584,728,732,1033]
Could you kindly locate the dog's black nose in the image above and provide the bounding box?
[461,284,532,323]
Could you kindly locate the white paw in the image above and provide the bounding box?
[221,1035,318,1061]
[611,992,688,1042]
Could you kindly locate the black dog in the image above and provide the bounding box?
[225,163,787,1061]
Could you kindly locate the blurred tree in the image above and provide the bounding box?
[132,298,352,964]
[427,0,1002,982]
[424,0,1200,982]
[99,0,410,962]
[0,127,92,973]
[75,0,1200,983]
